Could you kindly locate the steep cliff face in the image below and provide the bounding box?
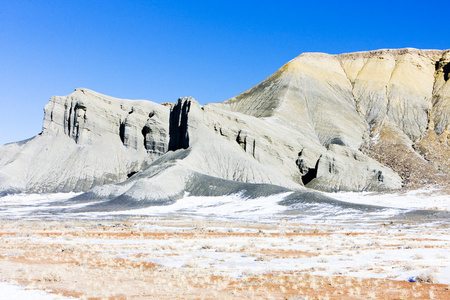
[168,97,191,151]
[42,88,169,154]
[339,49,450,187]
[0,88,169,193]
[215,48,450,190]
[433,51,450,139]
[0,48,449,200]
[340,50,437,140]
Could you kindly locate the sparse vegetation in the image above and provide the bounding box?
[0,218,448,299]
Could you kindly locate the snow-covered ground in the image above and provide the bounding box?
[0,187,448,222]
[0,188,448,299]
[0,280,74,299]
[324,187,450,211]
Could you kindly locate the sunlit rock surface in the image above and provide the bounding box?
[1,48,449,202]
[0,88,170,193]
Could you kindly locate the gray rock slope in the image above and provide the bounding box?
[1,48,449,204]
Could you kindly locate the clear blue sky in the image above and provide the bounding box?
[1,0,448,145]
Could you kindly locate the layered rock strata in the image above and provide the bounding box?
[0,88,169,193]
[1,48,449,203]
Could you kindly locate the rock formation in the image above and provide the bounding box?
[216,48,450,190]
[0,88,169,194]
[1,48,449,204]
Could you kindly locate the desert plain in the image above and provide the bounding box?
[0,189,449,300]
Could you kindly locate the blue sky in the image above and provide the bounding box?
[1,0,448,145]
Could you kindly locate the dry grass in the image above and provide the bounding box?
[0,219,449,299]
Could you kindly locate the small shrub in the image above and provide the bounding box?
[255,255,270,262]
[41,272,61,282]
[416,270,437,283]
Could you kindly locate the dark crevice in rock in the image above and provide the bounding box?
[301,167,317,185]
[72,103,87,143]
[376,170,384,182]
[328,137,346,147]
[119,122,126,144]
[75,103,87,110]
[67,103,72,137]
[168,99,190,151]
[236,130,256,157]
[127,171,138,178]
[443,63,450,81]
[301,159,319,186]
[435,59,450,82]
[63,101,88,143]
[296,149,319,185]
[142,123,168,154]
[72,112,78,141]
[236,131,245,151]
[142,126,151,150]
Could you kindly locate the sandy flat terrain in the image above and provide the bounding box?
[0,218,449,299]
[1,188,449,299]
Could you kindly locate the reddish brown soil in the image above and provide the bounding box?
[0,220,449,299]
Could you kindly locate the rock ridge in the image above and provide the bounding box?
[1,48,449,202]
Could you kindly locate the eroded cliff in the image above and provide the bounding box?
[0,48,449,201]
[0,88,170,193]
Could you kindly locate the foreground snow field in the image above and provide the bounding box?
[0,188,449,299]
[0,280,75,300]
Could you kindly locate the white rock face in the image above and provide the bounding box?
[433,51,450,138]
[0,88,169,193]
[1,48,449,202]
[340,49,442,141]
[307,145,401,192]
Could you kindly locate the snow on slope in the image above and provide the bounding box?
[0,188,448,222]
[324,187,450,211]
